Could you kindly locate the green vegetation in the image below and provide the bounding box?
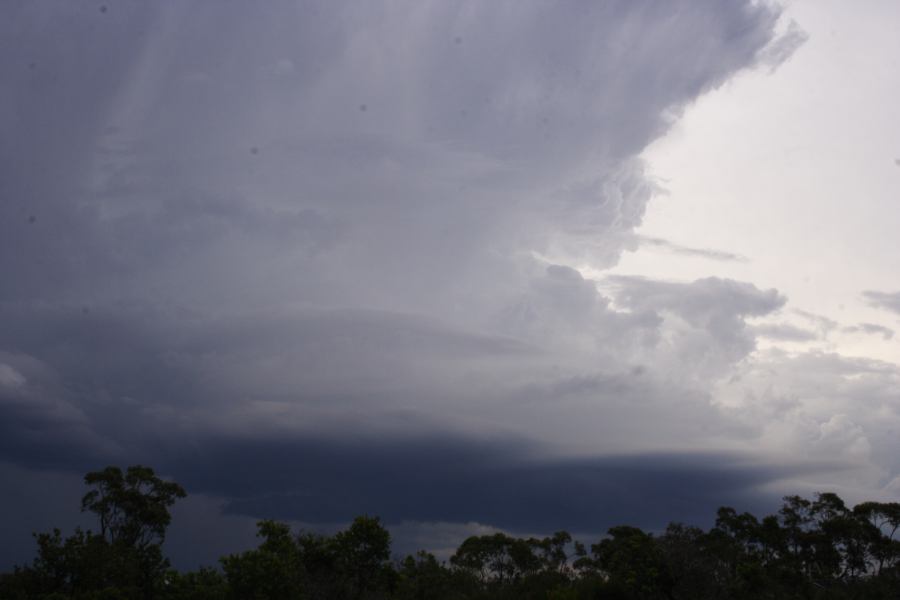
[1,466,898,599]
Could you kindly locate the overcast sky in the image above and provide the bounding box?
[2,0,899,569]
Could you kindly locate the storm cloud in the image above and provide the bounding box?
[5,0,886,570]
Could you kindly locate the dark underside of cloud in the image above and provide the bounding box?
[160,434,837,534]
[0,437,841,571]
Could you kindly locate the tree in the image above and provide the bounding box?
[332,516,395,600]
[11,475,900,600]
[6,465,187,600]
[592,525,671,599]
[395,551,457,600]
[222,516,395,600]
[220,520,305,600]
[451,533,528,586]
[854,501,900,575]
[82,466,186,550]
[78,465,187,599]
[162,567,228,600]
[658,523,718,599]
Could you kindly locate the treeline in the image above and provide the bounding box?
[1,466,899,599]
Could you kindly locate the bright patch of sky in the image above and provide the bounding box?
[609,0,900,364]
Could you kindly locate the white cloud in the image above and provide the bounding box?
[715,349,900,491]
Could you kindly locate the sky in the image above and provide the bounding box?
[1,0,899,568]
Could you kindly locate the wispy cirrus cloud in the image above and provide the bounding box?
[635,235,749,262]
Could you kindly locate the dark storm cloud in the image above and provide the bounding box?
[0,0,795,567]
[0,462,91,569]
[0,0,784,311]
[0,390,108,473]
[0,304,538,472]
[161,433,836,533]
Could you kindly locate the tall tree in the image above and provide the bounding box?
[82,465,186,550]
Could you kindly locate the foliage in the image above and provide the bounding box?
[221,515,394,600]
[2,465,184,600]
[4,465,900,599]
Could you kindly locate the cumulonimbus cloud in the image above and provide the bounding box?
[5,0,863,568]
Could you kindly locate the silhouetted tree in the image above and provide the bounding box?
[4,465,185,600]
[7,468,900,600]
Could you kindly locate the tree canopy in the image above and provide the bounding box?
[82,465,186,550]
[1,465,899,599]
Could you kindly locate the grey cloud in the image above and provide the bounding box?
[0,304,538,445]
[793,309,839,327]
[863,290,900,316]
[4,4,897,575]
[0,363,27,388]
[720,350,900,477]
[793,309,840,337]
[0,0,790,566]
[605,275,785,347]
[607,276,785,320]
[0,353,116,472]
[0,462,91,570]
[756,19,809,72]
[163,434,834,535]
[1,0,783,307]
[844,322,895,340]
[636,236,749,262]
[753,323,819,342]
[2,0,787,470]
[601,276,786,379]
[165,493,262,572]
[787,351,899,377]
[0,294,732,475]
